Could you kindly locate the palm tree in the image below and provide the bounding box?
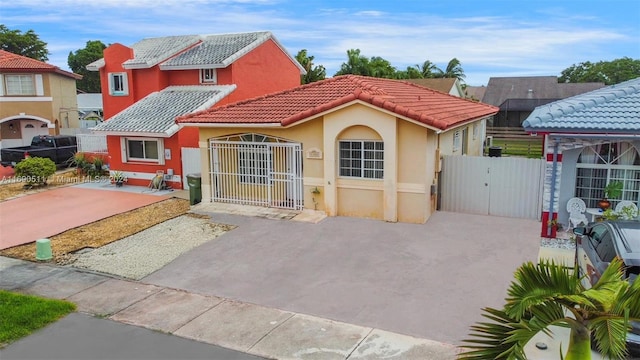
[418,60,442,78]
[458,258,640,360]
[442,58,465,81]
[335,49,371,76]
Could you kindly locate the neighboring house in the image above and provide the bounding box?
[0,50,82,148]
[87,31,305,188]
[177,75,499,224]
[405,78,465,97]
[483,76,605,128]
[522,77,640,238]
[464,85,486,102]
[76,93,104,127]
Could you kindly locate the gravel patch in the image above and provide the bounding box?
[67,215,233,280]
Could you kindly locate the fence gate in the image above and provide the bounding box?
[209,137,303,210]
[440,155,545,219]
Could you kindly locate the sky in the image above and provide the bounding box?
[1,0,639,86]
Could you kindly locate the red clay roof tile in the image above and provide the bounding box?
[0,50,82,79]
[177,75,498,130]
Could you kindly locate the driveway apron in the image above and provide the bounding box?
[0,187,163,250]
[143,211,540,345]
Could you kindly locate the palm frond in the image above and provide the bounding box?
[458,307,527,360]
[505,260,579,320]
[590,316,630,359]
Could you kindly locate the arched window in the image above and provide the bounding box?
[575,142,640,207]
[24,124,35,128]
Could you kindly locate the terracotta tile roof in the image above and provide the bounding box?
[0,50,82,79]
[177,75,499,130]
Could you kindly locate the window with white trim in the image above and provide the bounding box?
[473,123,479,140]
[5,74,35,95]
[108,72,128,96]
[239,145,269,184]
[200,68,217,84]
[575,142,640,208]
[339,140,384,179]
[125,138,162,163]
[453,130,461,151]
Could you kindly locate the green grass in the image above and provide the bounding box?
[487,138,543,158]
[0,290,76,348]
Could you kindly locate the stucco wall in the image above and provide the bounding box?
[193,102,440,223]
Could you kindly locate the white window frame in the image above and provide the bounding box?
[453,130,461,151]
[575,142,640,208]
[200,68,217,84]
[339,140,384,179]
[121,137,164,164]
[238,145,270,185]
[473,123,479,140]
[108,72,129,96]
[4,74,36,95]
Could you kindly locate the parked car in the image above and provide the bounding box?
[574,220,640,357]
[0,135,77,167]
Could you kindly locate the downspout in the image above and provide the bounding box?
[546,140,560,237]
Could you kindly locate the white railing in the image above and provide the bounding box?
[77,134,108,153]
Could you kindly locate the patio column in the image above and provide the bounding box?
[542,138,562,238]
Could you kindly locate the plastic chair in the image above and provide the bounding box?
[567,198,588,228]
[615,200,639,220]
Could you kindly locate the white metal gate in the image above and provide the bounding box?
[209,137,303,210]
[440,155,545,219]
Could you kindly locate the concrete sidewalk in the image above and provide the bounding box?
[0,256,458,360]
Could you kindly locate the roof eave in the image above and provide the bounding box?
[91,127,178,138]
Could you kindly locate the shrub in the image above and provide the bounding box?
[14,157,56,187]
[67,152,91,175]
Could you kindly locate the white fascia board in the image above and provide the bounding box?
[178,122,281,128]
[92,130,174,138]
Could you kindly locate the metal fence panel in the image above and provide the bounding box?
[441,155,544,219]
[76,134,108,153]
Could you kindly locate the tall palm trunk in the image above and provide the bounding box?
[565,324,591,360]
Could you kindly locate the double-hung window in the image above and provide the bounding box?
[108,72,128,96]
[5,74,36,95]
[339,140,384,179]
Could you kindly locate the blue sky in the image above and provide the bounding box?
[2,0,639,85]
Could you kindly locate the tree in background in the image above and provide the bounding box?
[335,49,373,76]
[417,60,442,78]
[368,56,396,78]
[441,58,466,81]
[0,25,49,61]
[295,49,326,84]
[559,57,640,85]
[68,40,106,93]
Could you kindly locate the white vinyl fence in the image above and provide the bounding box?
[76,134,108,153]
[440,155,545,219]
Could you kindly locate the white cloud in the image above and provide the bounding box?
[3,1,636,85]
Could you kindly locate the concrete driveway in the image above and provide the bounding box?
[143,210,540,345]
[0,187,165,250]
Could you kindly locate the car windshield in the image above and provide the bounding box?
[619,225,640,252]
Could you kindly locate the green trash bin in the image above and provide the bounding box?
[186,173,202,205]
